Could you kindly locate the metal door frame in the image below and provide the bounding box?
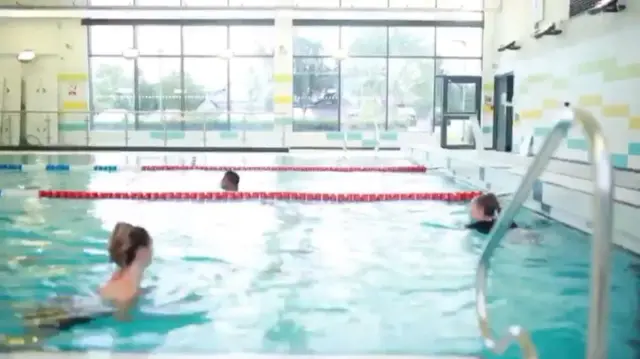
[493,72,514,152]
[438,75,482,149]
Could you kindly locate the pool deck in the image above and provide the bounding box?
[4,353,481,359]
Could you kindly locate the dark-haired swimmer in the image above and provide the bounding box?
[465,192,518,235]
[220,170,240,191]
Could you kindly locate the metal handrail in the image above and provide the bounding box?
[341,117,381,154]
[1,110,274,147]
[476,107,614,359]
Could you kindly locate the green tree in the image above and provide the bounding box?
[91,62,205,113]
[92,63,134,112]
[292,28,448,129]
[292,36,336,110]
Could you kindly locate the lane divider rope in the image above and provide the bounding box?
[0,164,427,173]
[14,190,483,202]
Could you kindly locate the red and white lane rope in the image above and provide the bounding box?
[15,190,483,202]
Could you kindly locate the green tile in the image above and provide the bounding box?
[58,121,87,131]
[219,131,239,139]
[361,139,378,147]
[326,132,344,141]
[611,154,628,168]
[149,131,185,140]
[533,127,551,136]
[566,138,587,150]
[274,117,292,125]
[628,142,640,155]
[380,132,398,141]
[346,131,363,140]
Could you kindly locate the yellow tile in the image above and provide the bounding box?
[273,73,293,83]
[520,109,543,120]
[525,73,551,84]
[518,84,529,94]
[602,104,630,117]
[62,101,88,110]
[630,116,640,129]
[482,82,494,91]
[551,78,569,89]
[577,94,603,106]
[273,95,293,105]
[575,58,617,75]
[542,99,560,109]
[57,73,88,81]
[603,63,640,82]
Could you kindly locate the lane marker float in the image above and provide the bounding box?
[23,190,483,202]
[0,164,427,173]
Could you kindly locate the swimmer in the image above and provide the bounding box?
[465,192,518,235]
[220,170,240,191]
[100,222,153,320]
[15,223,152,335]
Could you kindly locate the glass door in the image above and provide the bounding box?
[436,75,481,149]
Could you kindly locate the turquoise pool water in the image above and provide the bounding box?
[0,153,638,358]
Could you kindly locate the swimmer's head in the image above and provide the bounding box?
[220,170,240,191]
[471,193,501,221]
[108,222,152,268]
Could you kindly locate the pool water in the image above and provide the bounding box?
[0,153,638,358]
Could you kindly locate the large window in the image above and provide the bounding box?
[90,26,134,55]
[229,26,275,56]
[229,58,274,130]
[289,24,480,132]
[89,24,274,131]
[341,58,387,131]
[87,0,486,9]
[137,57,182,130]
[293,58,339,131]
[88,23,482,132]
[90,57,135,130]
[341,27,387,57]
[435,27,483,58]
[136,26,181,55]
[388,59,435,131]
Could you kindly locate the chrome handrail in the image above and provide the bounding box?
[342,117,381,155]
[372,117,381,153]
[476,107,614,359]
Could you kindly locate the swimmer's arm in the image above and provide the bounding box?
[113,298,135,321]
[110,259,147,321]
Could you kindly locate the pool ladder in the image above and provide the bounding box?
[342,116,380,156]
[475,107,614,359]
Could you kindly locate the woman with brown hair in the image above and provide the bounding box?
[14,223,153,335]
[100,222,153,320]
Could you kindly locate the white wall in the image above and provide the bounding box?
[486,0,640,170]
[0,18,87,145]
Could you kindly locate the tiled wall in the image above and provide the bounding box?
[58,129,436,149]
[496,12,640,170]
[406,146,640,254]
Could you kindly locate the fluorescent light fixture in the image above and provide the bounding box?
[332,48,349,60]
[122,48,139,59]
[217,48,234,59]
[17,50,36,63]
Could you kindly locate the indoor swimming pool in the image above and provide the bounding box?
[0,152,638,359]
